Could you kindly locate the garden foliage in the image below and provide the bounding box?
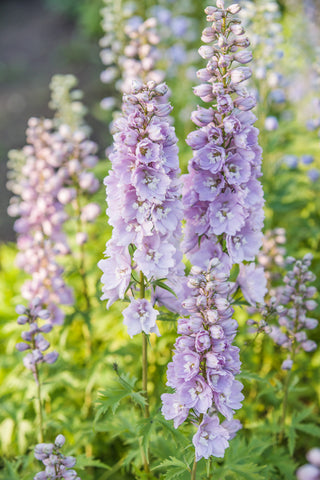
[0,0,320,479]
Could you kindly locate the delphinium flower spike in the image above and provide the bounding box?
[183,0,264,275]
[7,117,73,325]
[266,254,318,370]
[162,259,243,461]
[98,80,184,337]
[162,0,265,466]
[34,434,81,480]
[239,0,286,116]
[15,300,58,383]
[100,1,164,112]
[48,75,101,310]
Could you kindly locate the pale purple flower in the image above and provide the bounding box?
[237,263,267,305]
[192,415,230,461]
[123,298,160,337]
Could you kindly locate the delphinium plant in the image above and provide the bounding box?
[6,75,100,476]
[98,79,184,473]
[162,0,265,476]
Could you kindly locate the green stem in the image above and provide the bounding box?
[191,456,197,480]
[140,271,150,474]
[35,365,44,442]
[279,369,290,443]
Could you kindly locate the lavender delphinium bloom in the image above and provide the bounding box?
[265,254,318,368]
[7,118,73,325]
[296,447,320,480]
[161,259,243,461]
[7,77,100,321]
[183,1,264,273]
[34,434,81,480]
[15,300,58,383]
[98,81,184,336]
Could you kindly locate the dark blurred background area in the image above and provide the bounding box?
[0,0,105,242]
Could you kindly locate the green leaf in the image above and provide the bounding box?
[76,454,110,470]
[157,311,180,322]
[152,456,191,480]
[152,279,178,298]
[295,422,320,437]
[237,370,269,384]
[287,423,296,456]
[224,463,267,480]
[152,280,177,297]
[95,373,146,419]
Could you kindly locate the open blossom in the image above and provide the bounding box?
[183,1,264,272]
[34,434,80,480]
[296,447,320,480]
[15,300,58,383]
[99,81,184,336]
[161,259,243,461]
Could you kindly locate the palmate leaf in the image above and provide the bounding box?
[267,446,297,479]
[237,370,269,384]
[76,454,110,470]
[287,423,297,456]
[152,456,191,480]
[222,463,267,480]
[95,373,146,420]
[295,422,320,437]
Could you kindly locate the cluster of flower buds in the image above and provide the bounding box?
[99,0,132,110]
[49,75,88,134]
[53,123,100,246]
[148,4,195,77]
[239,0,285,110]
[120,17,164,94]
[34,434,80,480]
[266,254,318,369]
[99,80,185,336]
[162,259,243,461]
[183,1,264,275]
[296,447,320,480]
[100,0,164,111]
[15,300,58,383]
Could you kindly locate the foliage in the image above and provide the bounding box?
[1,0,320,479]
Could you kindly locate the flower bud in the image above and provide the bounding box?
[227,4,241,14]
[55,434,65,448]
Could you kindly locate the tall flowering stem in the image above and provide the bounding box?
[162,0,265,466]
[263,254,318,441]
[99,80,184,472]
[15,300,58,442]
